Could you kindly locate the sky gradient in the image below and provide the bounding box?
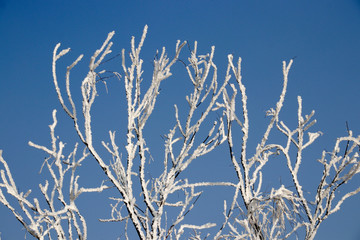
[0,1,360,239]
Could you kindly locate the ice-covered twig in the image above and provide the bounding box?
[0,109,112,239]
[3,26,360,240]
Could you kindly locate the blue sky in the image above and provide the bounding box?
[0,0,360,239]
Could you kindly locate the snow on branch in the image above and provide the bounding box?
[1,110,109,239]
[1,26,359,240]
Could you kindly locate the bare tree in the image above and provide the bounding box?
[1,26,359,240]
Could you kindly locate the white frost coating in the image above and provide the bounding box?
[0,110,105,239]
[0,26,359,240]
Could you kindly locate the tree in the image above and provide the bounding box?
[0,26,359,240]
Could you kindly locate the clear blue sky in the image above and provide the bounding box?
[0,1,360,239]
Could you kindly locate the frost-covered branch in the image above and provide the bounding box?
[0,110,108,240]
[214,56,360,239]
[1,26,359,240]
